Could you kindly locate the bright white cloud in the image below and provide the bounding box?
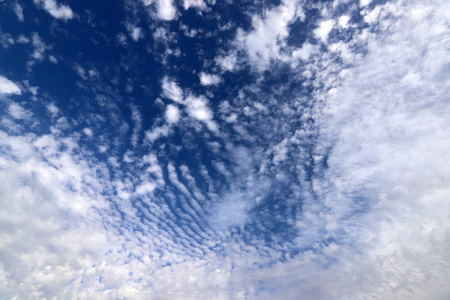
[0,75,21,95]
[199,72,221,86]
[33,0,74,20]
[314,19,334,42]
[185,95,217,131]
[156,0,177,21]
[338,15,350,28]
[182,0,207,11]
[165,104,180,123]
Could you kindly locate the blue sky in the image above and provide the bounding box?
[0,0,449,299]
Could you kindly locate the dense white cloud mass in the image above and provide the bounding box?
[33,0,74,20]
[0,0,449,299]
[0,75,21,95]
[314,20,334,42]
[156,0,177,21]
[165,104,180,123]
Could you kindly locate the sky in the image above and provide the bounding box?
[0,0,449,299]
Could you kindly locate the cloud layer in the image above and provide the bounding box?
[0,0,449,299]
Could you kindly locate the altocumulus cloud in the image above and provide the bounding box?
[0,0,449,299]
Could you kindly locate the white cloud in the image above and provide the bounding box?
[145,125,170,142]
[314,19,334,42]
[0,76,21,95]
[130,104,143,147]
[48,55,58,63]
[165,104,180,123]
[31,33,47,61]
[46,103,59,116]
[13,2,24,21]
[74,64,86,79]
[117,32,127,45]
[301,1,450,298]
[236,0,300,71]
[16,35,30,44]
[291,42,317,67]
[127,24,143,41]
[33,0,74,20]
[199,72,221,86]
[1,0,449,299]
[83,127,93,137]
[161,77,183,103]
[147,0,177,21]
[215,53,237,72]
[183,0,207,11]
[185,95,217,131]
[135,181,157,194]
[8,103,31,119]
[338,15,350,28]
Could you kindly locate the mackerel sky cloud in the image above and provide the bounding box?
[0,0,449,299]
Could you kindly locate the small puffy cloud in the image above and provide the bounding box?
[33,0,74,20]
[183,0,207,11]
[46,103,59,116]
[48,55,58,63]
[165,104,180,124]
[135,182,157,195]
[127,24,143,41]
[292,42,317,62]
[8,103,31,119]
[360,0,372,6]
[199,72,221,86]
[145,125,170,142]
[185,95,217,131]
[215,53,237,72]
[314,19,334,42]
[157,0,177,21]
[0,75,21,95]
[161,77,183,103]
[142,0,177,20]
[83,127,93,137]
[338,15,350,28]
[116,32,127,45]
